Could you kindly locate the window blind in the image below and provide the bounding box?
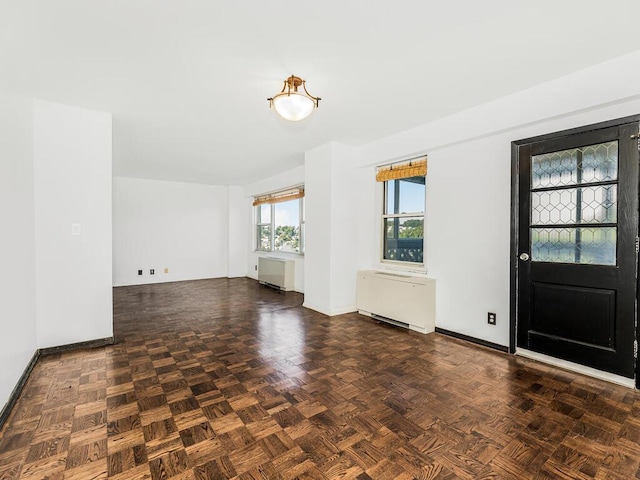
[376,157,427,182]
[252,187,304,207]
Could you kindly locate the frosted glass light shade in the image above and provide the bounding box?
[268,75,320,122]
[272,93,315,122]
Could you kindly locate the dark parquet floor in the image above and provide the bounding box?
[1,278,640,479]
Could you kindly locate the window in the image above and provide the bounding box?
[254,188,305,254]
[256,204,272,251]
[378,159,426,264]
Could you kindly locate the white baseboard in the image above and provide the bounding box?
[302,302,356,317]
[302,302,330,316]
[330,305,357,316]
[516,348,635,389]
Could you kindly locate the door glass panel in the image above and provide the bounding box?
[531,227,616,265]
[531,185,617,225]
[531,141,618,189]
[530,140,618,266]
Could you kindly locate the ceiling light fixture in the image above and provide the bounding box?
[268,75,320,122]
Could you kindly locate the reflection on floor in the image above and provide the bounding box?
[1,277,640,479]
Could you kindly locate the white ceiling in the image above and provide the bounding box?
[2,1,639,185]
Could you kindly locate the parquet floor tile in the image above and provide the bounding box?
[1,277,640,479]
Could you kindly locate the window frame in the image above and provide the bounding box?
[381,176,426,266]
[255,204,272,252]
[254,195,305,255]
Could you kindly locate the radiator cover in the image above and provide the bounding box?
[258,257,295,291]
[356,270,435,334]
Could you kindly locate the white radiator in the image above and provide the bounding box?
[258,257,295,291]
[356,270,435,334]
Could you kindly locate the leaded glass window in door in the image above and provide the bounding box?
[530,141,618,265]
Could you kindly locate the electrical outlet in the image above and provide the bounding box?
[164,267,169,274]
[488,312,496,325]
[150,269,155,275]
[255,265,258,271]
[137,269,143,276]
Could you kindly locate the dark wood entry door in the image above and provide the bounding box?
[515,120,639,378]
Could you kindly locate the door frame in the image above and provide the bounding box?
[509,114,640,387]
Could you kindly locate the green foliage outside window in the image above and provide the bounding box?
[275,225,300,251]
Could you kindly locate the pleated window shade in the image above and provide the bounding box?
[252,187,304,207]
[376,157,427,182]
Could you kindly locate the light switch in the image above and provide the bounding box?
[71,223,81,236]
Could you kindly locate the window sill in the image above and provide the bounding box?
[253,250,304,259]
[375,261,427,276]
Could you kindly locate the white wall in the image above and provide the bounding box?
[303,143,361,315]
[0,93,37,410]
[303,144,332,310]
[329,144,361,314]
[113,177,230,286]
[424,136,510,345]
[228,186,250,277]
[352,50,640,347]
[34,100,113,349]
[244,166,305,292]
